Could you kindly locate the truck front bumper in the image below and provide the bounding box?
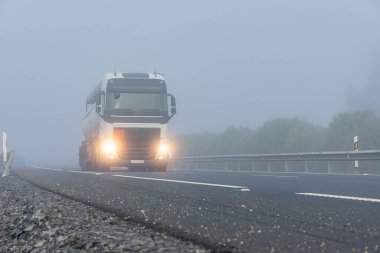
[102,157,169,168]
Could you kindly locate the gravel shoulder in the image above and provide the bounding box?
[0,176,210,253]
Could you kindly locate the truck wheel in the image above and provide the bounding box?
[79,144,87,171]
[81,161,89,171]
[89,158,97,171]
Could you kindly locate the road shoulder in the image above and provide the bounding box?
[0,176,209,253]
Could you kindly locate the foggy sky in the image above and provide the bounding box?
[0,1,379,167]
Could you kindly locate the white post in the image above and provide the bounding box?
[2,132,11,177]
[2,132,7,165]
[354,136,359,174]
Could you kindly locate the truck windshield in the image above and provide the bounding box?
[106,92,168,116]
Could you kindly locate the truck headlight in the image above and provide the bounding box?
[101,139,117,157]
[156,140,170,160]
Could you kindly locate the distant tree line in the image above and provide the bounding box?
[174,111,380,156]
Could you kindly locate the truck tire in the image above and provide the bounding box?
[80,159,88,171]
[79,143,87,171]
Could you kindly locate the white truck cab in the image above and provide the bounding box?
[79,72,176,171]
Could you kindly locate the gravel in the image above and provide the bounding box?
[0,176,210,252]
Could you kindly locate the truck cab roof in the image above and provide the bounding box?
[104,72,165,81]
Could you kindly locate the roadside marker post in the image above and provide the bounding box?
[354,136,359,174]
[2,132,14,177]
[2,132,7,165]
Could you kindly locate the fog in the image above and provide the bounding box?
[0,1,379,167]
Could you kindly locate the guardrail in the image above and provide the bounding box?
[169,150,380,174]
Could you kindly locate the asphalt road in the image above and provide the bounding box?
[14,167,380,253]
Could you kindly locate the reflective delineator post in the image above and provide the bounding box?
[2,132,7,165]
[354,136,359,174]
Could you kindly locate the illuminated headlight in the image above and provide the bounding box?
[101,139,117,156]
[158,144,169,153]
[156,140,171,160]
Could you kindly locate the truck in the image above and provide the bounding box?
[79,72,176,171]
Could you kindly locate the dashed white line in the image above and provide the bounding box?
[112,174,250,191]
[30,166,106,176]
[70,171,105,176]
[296,193,380,203]
[252,175,297,178]
[31,166,64,172]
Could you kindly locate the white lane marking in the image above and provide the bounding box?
[30,166,104,176]
[252,175,297,178]
[296,193,380,203]
[70,171,105,176]
[31,166,64,172]
[112,174,250,191]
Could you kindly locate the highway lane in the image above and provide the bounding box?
[14,167,380,252]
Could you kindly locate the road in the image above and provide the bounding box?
[14,167,380,252]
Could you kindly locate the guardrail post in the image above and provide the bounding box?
[304,161,309,173]
[225,160,228,171]
[237,161,241,172]
[251,161,256,172]
[285,161,288,173]
[267,161,271,172]
[327,161,332,173]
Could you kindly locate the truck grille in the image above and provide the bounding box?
[114,128,161,160]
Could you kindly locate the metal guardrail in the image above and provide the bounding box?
[169,150,380,174]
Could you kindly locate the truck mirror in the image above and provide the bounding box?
[168,94,176,116]
[96,92,105,113]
